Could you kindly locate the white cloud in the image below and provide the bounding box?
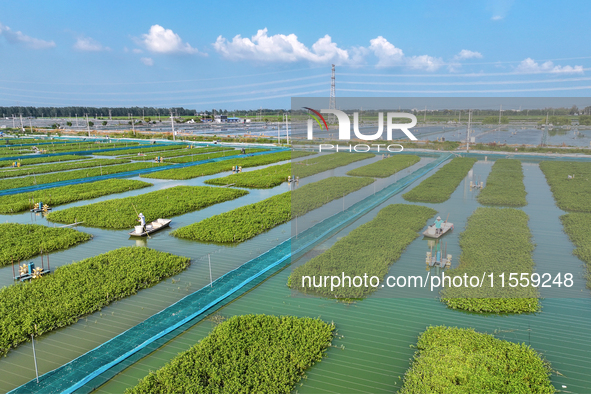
[140,25,199,54]
[454,49,483,60]
[73,36,109,51]
[140,57,153,66]
[491,15,504,21]
[213,28,354,65]
[368,36,443,71]
[132,48,143,54]
[406,55,444,72]
[369,36,404,67]
[515,58,584,74]
[0,22,55,49]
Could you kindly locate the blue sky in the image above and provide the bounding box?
[0,0,590,110]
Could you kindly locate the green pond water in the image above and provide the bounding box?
[2,154,590,393]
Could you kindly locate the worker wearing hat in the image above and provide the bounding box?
[138,213,146,232]
[434,216,443,235]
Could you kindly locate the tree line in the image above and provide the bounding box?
[2,105,589,119]
[0,107,292,119]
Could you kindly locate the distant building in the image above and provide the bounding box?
[214,115,244,123]
[572,119,580,126]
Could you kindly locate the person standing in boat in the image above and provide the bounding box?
[434,216,443,235]
[138,213,146,232]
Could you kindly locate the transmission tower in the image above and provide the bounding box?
[328,64,336,123]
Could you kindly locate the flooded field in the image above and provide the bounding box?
[1,149,591,393]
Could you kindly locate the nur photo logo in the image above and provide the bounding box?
[304,107,418,152]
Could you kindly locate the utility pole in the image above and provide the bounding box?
[108,109,112,120]
[498,104,503,125]
[424,106,427,123]
[285,113,289,145]
[75,114,78,127]
[467,110,472,152]
[19,114,24,131]
[543,112,549,146]
[329,64,336,123]
[86,114,90,137]
[170,111,176,141]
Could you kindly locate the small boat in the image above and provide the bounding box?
[422,222,454,238]
[30,207,51,213]
[129,218,171,237]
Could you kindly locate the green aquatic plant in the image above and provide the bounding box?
[0,161,168,191]
[204,163,292,188]
[288,204,436,299]
[0,158,130,179]
[172,176,374,243]
[292,152,374,178]
[0,247,190,357]
[0,223,91,267]
[403,157,477,203]
[206,152,373,188]
[346,154,420,177]
[126,314,334,394]
[93,144,186,156]
[0,154,89,168]
[560,213,591,288]
[540,161,591,212]
[47,186,248,229]
[477,159,527,206]
[34,141,141,154]
[440,207,539,313]
[167,148,267,163]
[0,179,152,214]
[123,146,233,161]
[142,150,308,180]
[400,326,555,394]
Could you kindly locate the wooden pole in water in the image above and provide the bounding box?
[32,325,39,383]
[208,254,213,287]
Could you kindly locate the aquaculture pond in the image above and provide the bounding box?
[0,151,387,392]
[2,151,590,393]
